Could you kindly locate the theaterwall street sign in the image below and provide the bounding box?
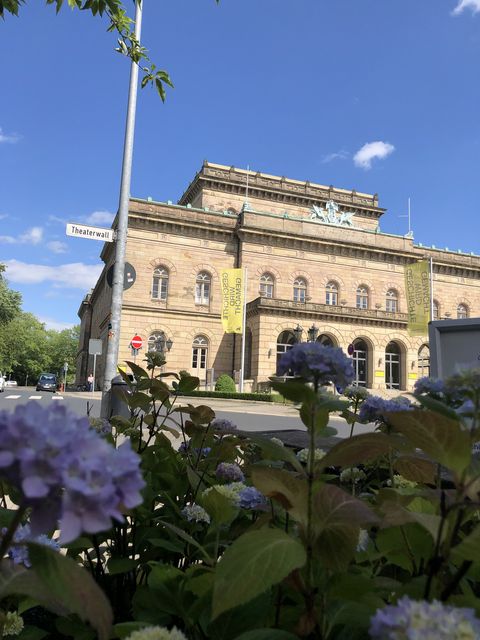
[66,222,115,242]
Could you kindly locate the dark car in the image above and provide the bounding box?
[36,373,58,392]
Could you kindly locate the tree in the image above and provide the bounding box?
[0,312,50,381]
[46,325,80,380]
[0,264,21,325]
[0,0,174,100]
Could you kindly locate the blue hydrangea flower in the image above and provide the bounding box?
[358,395,413,424]
[238,486,268,510]
[277,343,354,389]
[3,523,60,568]
[210,418,237,431]
[369,596,480,639]
[178,441,211,458]
[0,401,145,543]
[215,462,244,482]
[181,503,210,524]
[414,376,445,397]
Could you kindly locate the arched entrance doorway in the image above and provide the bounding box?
[316,334,336,347]
[276,330,295,375]
[191,335,209,381]
[352,339,368,387]
[385,341,401,390]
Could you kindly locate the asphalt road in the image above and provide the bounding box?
[0,387,374,439]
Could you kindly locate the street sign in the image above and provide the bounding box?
[106,262,136,290]
[89,338,103,355]
[66,222,115,243]
[131,335,143,349]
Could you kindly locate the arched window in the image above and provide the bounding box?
[260,273,274,298]
[418,345,430,378]
[316,334,334,347]
[152,266,169,301]
[385,341,401,390]
[432,300,439,320]
[457,304,468,319]
[276,330,295,375]
[293,278,307,303]
[192,335,208,375]
[148,331,166,353]
[195,271,211,305]
[356,286,369,310]
[325,281,338,306]
[386,289,398,313]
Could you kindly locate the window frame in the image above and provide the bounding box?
[152,266,169,301]
[195,271,211,305]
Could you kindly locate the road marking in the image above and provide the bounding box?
[52,396,64,400]
[29,395,42,400]
[5,395,21,399]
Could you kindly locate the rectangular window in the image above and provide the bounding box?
[195,283,210,305]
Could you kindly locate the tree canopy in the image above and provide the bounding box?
[0,264,21,325]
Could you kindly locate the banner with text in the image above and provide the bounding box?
[404,260,430,336]
[220,268,244,334]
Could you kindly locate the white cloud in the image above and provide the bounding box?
[48,215,68,225]
[37,316,75,331]
[322,150,350,164]
[353,141,395,170]
[84,210,115,225]
[0,235,16,244]
[0,127,20,144]
[47,240,68,254]
[452,0,480,15]
[0,214,8,221]
[19,226,43,245]
[4,259,103,290]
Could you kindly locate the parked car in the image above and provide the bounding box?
[0,374,4,392]
[5,380,17,387]
[36,373,58,392]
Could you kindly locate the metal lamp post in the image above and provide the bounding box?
[293,324,303,343]
[307,324,319,342]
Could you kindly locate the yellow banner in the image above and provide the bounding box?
[220,268,244,334]
[404,260,430,336]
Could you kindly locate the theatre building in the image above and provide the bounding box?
[76,162,480,392]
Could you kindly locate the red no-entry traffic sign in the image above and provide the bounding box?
[131,335,143,349]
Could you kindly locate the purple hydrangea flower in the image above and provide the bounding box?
[358,395,413,424]
[181,503,210,524]
[178,441,211,458]
[277,343,354,390]
[414,376,445,397]
[238,486,268,510]
[369,596,480,639]
[3,523,60,567]
[215,462,245,482]
[210,418,237,431]
[0,401,145,544]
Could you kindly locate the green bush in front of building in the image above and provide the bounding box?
[214,373,236,393]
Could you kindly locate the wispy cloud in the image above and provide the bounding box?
[37,316,76,331]
[19,227,43,245]
[321,150,350,164]
[353,141,395,170]
[0,127,20,144]
[0,214,8,221]
[0,226,44,245]
[84,210,115,225]
[452,0,480,15]
[48,214,68,226]
[4,259,103,290]
[47,240,68,254]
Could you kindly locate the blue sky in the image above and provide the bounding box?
[1,0,480,330]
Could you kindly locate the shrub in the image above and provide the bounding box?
[214,373,236,393]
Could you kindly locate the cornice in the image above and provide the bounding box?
[122,303,221,321]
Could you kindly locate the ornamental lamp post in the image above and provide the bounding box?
[307,324,319,342]
[155,336,173,353]
[293,324,303,343]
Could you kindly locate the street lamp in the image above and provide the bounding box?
[307,324,319,342]
[293,324,303,343]
[155,335,173,353]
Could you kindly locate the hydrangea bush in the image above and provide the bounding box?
[2,347,480,639]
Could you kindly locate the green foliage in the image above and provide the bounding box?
[0,264,21,326]
[177,390,274,402]
[214,374,236,393]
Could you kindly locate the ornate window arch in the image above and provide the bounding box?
[152,266,169,301]
[325,281,338,306]
[356,285,369,310]
[260,272,275,298]
[195,271,211,305]
[293,277,307,303]
[386,289,398,313]
[457,303,469,319]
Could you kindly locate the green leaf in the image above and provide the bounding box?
[161,522,213,564]
[234,631,299,640]
[211,529,306,620]
[414,394,459,420]
[17,626,49,640]
[106,557,138,575]
[124,361,149,379]
[299,399,329,434]
[112,622,150,639]
[394,456,437,484]
[386,409,472,476]
[245,433,305,474]
[200,487,239,525]
[251,467,307,524]
[0,543,113,640]
[177,375,200,393]
[320,433,395,468]
[270,380,315,404]
[452,526,480,562]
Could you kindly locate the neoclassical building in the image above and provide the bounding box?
[76,162,480,392]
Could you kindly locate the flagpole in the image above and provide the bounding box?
[430,256,434,320]
[239,268,248,393]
